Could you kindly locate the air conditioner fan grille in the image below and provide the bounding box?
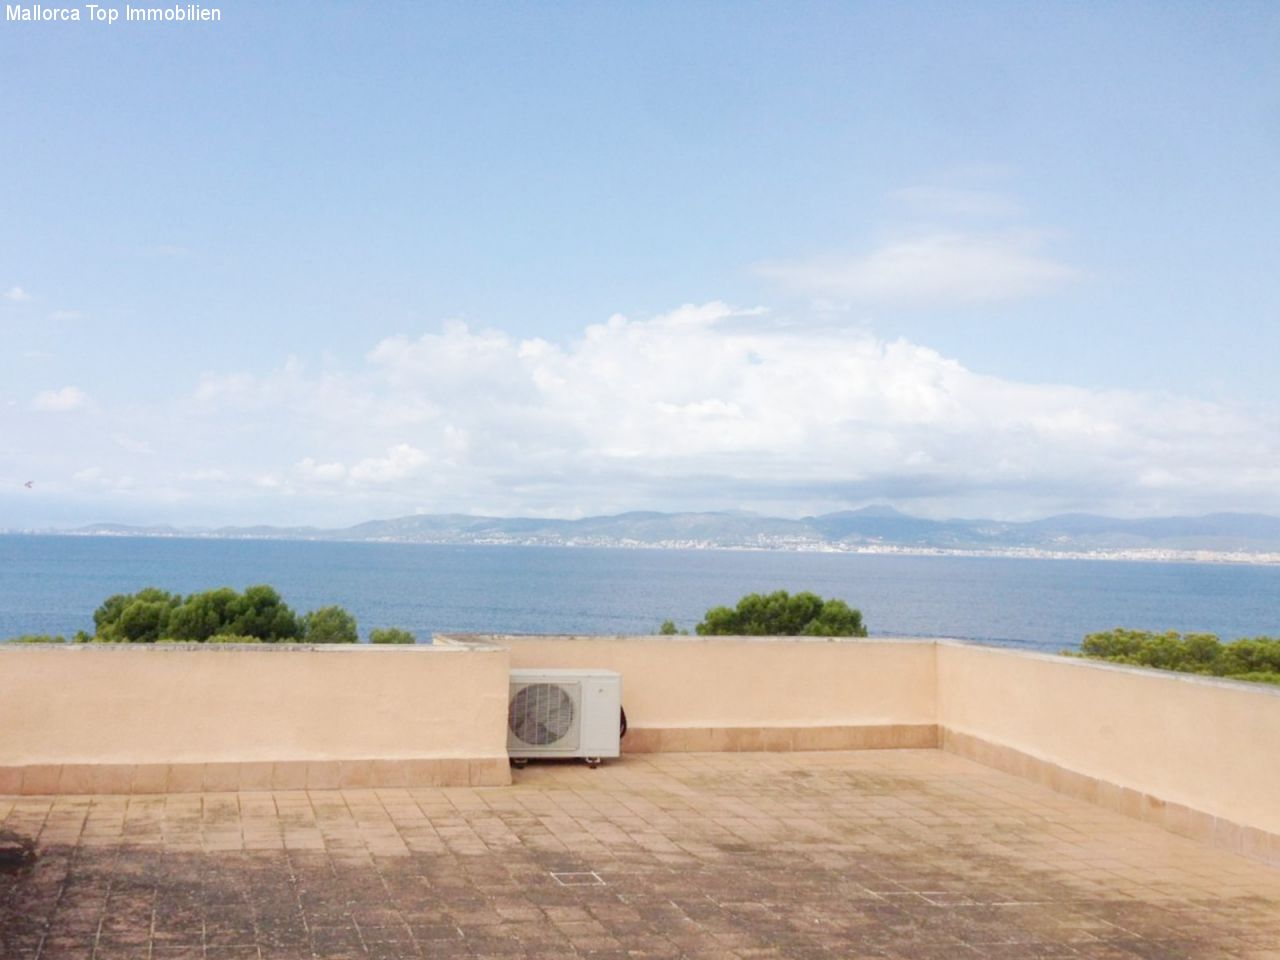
[509,682,577,746]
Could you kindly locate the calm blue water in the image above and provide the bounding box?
[2,535,1278,652]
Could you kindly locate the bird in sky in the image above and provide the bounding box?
[24,481,33,489]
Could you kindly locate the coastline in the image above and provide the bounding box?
[7,529,1280,567]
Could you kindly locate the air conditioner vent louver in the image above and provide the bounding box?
[509,682,577,746]
[507,669,621,763]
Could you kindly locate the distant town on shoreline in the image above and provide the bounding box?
[10,506,1280,566]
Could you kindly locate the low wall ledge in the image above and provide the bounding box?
[0,642,500,654]
[443,633,938,646]
[936,639,1280,698]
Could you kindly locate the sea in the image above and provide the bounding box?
[2,534,1278,653]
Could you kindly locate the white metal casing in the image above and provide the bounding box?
[507,668,621,759]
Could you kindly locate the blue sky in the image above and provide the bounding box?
[2,1,1279,527]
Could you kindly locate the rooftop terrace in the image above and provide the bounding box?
[3,635,1279,957]
[5,750,1280,959]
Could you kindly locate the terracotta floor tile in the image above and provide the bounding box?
[2,751,1279,958]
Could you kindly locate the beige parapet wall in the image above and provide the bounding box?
[0,641,512,793]
[936,641,1280,864]
[481,633,1280,866]
[3,634,1278,867]
[484,634,939,752]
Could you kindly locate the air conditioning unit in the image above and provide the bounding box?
[507,669,622,767]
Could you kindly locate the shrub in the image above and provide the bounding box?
[1220,637,1280,676]
[369,627,416,644]
[226,585,303,641]
[7,634,66,643]
[94,588,181,643]
[695,590,867,637]
[167,587,241,641]
[1225,671,1280,686]
[77,586,325,643]
[1074,629,1280,685]
[92,592,134,637]
[303,605,359,644]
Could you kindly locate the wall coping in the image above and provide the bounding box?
[5,633,1275,699]
[457,632,1280,698]
[935,638,1280,698]
[0,641,501,655]
[442,632,937,646]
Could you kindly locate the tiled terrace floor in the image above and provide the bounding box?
[2,750,1280,959]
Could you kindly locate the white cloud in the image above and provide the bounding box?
[72,466,134,490]
[49,309,82,321]
[757,231,1079,306]
[194,371,259,403]
[169,302,1280,519]
[288,446,431,488]
[296,457,347,482]
[112,434,153,455]
[4,286,34,303]
[759,179,1080,308]
[13,302,1279,522]
[349,444,429,484]
[31,386,89,412]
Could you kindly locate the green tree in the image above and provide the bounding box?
[803,598,869,637]
[78,585,370,643]
[303,605,358,644]
[225,585,302,641]
[167,587,240,641]
[1221,637,1280,676]
[1074,629,1280,685]
[92,592,133,637]
[369,627,416,644]
[93,587,180,642]
[695,591,867,637]
[117,600,171,642]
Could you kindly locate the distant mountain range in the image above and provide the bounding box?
[27,506,1280,560]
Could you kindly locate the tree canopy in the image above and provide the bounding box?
[1072,629,1280,685]
[86,585,347,643]
[370,627,416,644]
[695,590,867,637]
[303,605,359,644]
